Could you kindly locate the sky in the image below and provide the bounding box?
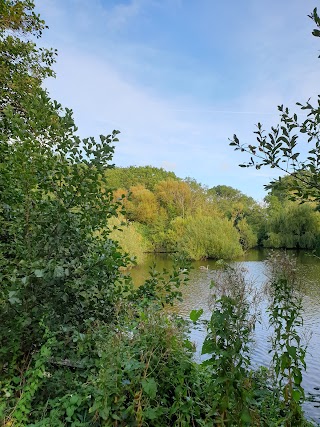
[36,0,320,201]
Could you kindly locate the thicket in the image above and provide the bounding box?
[110,175,248,259]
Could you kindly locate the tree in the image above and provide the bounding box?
[263,195,320,249]
[207,185,261,248]
[155,179,192,219]
[105,165,179,191]
[230,7,320,204]
[207,185,257,222]
[123,184,161,225]
[168,215,243,260]
[0,0,126,407]
[0,0,64,139]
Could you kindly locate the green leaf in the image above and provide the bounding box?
[141,377,157,399]
[288,346,297,358]
[54,265,65,278]
[145,407,159,420]
[201,337,215,355]
[34,269,44,278]
[66,406,74,417]
[190,308,203,323]
[8,291,21,305]
[70,395,79,405]
[294,372,302,386]
[241,408,252,423]
[292,389,301,402]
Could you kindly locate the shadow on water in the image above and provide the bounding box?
[129,249,320,423]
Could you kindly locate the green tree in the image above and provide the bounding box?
[169,215,243,260]
[108,215,149,265]
[263,197,320,249]
[125,184,162,225]
[105,165,178,191]
[155,178,192,219]
[0,0,70,143]
[0,1,129,422]
[208,186,256,220]
[207,185,260,248]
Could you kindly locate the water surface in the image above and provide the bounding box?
[130,249,320,423]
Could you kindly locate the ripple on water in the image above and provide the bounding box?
[131,252,320,422]
[170,257,320,423]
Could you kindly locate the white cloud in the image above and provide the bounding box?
[39,0,320,200]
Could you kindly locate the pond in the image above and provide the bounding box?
[130,249,320,423]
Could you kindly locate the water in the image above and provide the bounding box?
[130,249,320,423]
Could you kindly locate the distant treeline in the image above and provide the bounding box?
[105,166,320,262]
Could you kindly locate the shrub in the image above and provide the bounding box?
[171,215,243,260]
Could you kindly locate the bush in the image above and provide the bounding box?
[91,305,206,426]
[170,215,243,260]
[108,215,149,266]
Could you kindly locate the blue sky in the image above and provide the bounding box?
[37,0,319,200]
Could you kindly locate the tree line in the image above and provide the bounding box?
[105,166,320,263]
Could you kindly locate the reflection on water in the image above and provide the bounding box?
[129,249,320,423]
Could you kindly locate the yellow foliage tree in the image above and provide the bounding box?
[155,179,192,219]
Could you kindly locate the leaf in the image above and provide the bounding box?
[8,291,21,305]
[34,269,44,278]
[241,408,252,423]
[294,372,302,386]
[288,346,297,358]
[54,265,65,278]
[292,389,301,402]
[190,308,203,323]
[66,406,74,417]
[70,395,79,405]
[141,377,157,399]
[201,337,215,355]
[145,407,159,420]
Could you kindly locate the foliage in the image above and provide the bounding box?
[108,169,320,254]
[90,305,207,427]
[116,184,162,226]
[0,0,70,152]
[265,252,308,426]
[131,254,191,308]
[263,198,320,249]
[111,177,256,256]
[236,217,258,250]
[208,185,255,209]
[201,263,258,426]
[229,7,320,204]
[105,166,178,191]
[207,185,256,221]
[0,127,132,422]
[154,179,193,220]
[0,0,56,114]
[169,215,243,260]
[108,215,149,266]
[0,1,131,424]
